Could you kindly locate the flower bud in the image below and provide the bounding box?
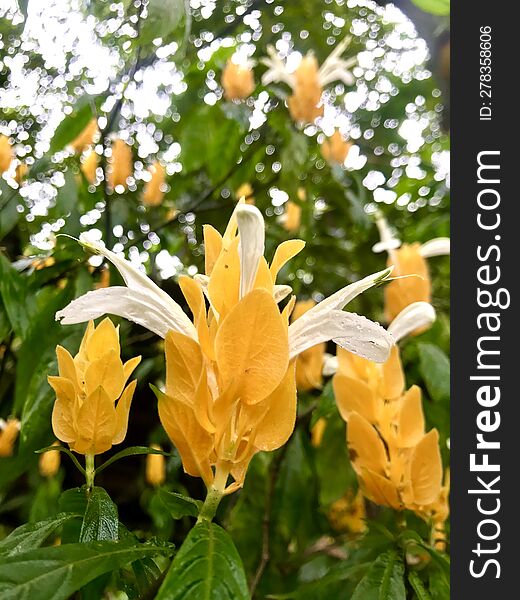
[146,444,166,487]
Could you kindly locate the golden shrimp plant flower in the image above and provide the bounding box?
[142,161,166,207]
[262,38,356,123]
[56,204,394,495]
[48,318,141,455]
[332,302,449,527]
[0,418,21,457]
[0,134,13,174]
[221,58,256,100]
[373,214,450,329]
[291,299,326,392]
[320,130,353,165]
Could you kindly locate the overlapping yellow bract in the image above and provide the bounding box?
[321,130,352,165]
[385,243,431,330]
[108,139,133,190]
[0,135,13,174]
[48,318,141,455]
[0,418,21,457]
[291,300,325,391]
[288,55,324,123]
[221,60,255,100]
[156,208,306,493]
[333,346,449,528]
[142,161,166,207]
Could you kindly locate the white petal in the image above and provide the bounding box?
[289,310,394,363]
[322,353,338,376]
[56,287,188,339]
[236,204,265,299]
[273,285,292,303]
[78,234,196,338]
[372,239,401,254]
[420,238,450,258]
[374,213,400,254]
[387,302,436,343]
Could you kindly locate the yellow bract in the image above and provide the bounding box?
[70,118,99,154]
[385,243,431,332]
[288,55,323,123]
[334,345,448,526]
[221,60,255,100]
[235,182,255,205]
[321,130,352,165]
[48,318,141,455]
[328,489,367,534]
[142,161,166,207]
[81,149,99,184]
[0,135,13,174]
[291,300,325,391]
[157,206,305,493]
[0,418,21,457]
[146,444,166,487]
[108,139,133,190]
[282,201,302,232]
[39,441,61,478]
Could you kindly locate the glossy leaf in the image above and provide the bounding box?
[79,486,119,542]
[351,550,406,600]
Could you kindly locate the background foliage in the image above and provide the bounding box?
[0,0,450,598]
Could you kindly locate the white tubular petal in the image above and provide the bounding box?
[387,302,436,343]
[236,204,265,299]
[372,239,401,254]
[56,287,189,339]
[319,66,355,87]
[420,238,451,258]
[273,285,292,303]
[289,310,394,363]
[322,353,338,376]
[78,234,196,339]
[374,213,400,254]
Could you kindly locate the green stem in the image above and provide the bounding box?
[197,487,224,524]
[85,454,95,490]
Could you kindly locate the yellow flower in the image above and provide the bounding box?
[287,55,324,123]
[15,162,29,184]
[235,182,255,205]
[281,201,301,232]
[328,489,366,534]
[0,418,21,457]
[142,161,166,207]
[108,139,133,190]
[146,444,166,487]
[32,257,56,271]
[374,214,450,332]
[0,135,13,174]
[221,59,255,100]
[291,300,325,391]
[333,303,448,522]
[39,441,61,477]
[81,149,99,184]
[70,118,99,154]
[48,318,141,455]
[320,130,352,164]
[58,204,394,496]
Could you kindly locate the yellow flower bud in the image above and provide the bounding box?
[39,441,61,478]
[81,149,99,184]
[70,119,99,154]
[328,490,367,534]
[384,243,431,332]
[221,60,255,100]
[287,56,324,123]
[15,162,29,184]
[291,300,325,391]
[0,135,13,174]
[320,130,352,164]
[48,318,141,455]
[108,139,133,190]
[310,417,327,448]
[235,183,255,205]
[281,201,301,232]
[0,418,21,457]
[146,444,166,487]
[142,161,166,207]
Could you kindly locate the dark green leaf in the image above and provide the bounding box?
[156,521,248,600]
[0,540,174,600]
[351,550,406,600]
[80,487,119,543]
[95,445,170,475]
[36,445,86,476]
[408,571,432,600]
[418,343,450,402]
[49,96,94,154]
[157,489,201,519]
[0,254,30,338]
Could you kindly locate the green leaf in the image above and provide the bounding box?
[351,550,406,600]
[157,489,201,520]
[54,169,78,216]
[0,183,20,240]
[0,540,174,600]
[429,568,450,600]
[156,521,249,600]
[58,487,88,544]
[417,343,450,402]
[139,0,186,45]
[36,445,86,476]
[95,445,170,475]
[408,571,432,600]
[0,514,80,557]
[49,96,95,154]
[410,0,450,16]
[80,487,119,543]
[0,254,30,338]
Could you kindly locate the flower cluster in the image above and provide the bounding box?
[57,203,394,494]
[49,318,141,455]
[221,58,256,100]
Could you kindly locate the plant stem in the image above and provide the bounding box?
[197,487,224,524]
[85,454,95,490]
